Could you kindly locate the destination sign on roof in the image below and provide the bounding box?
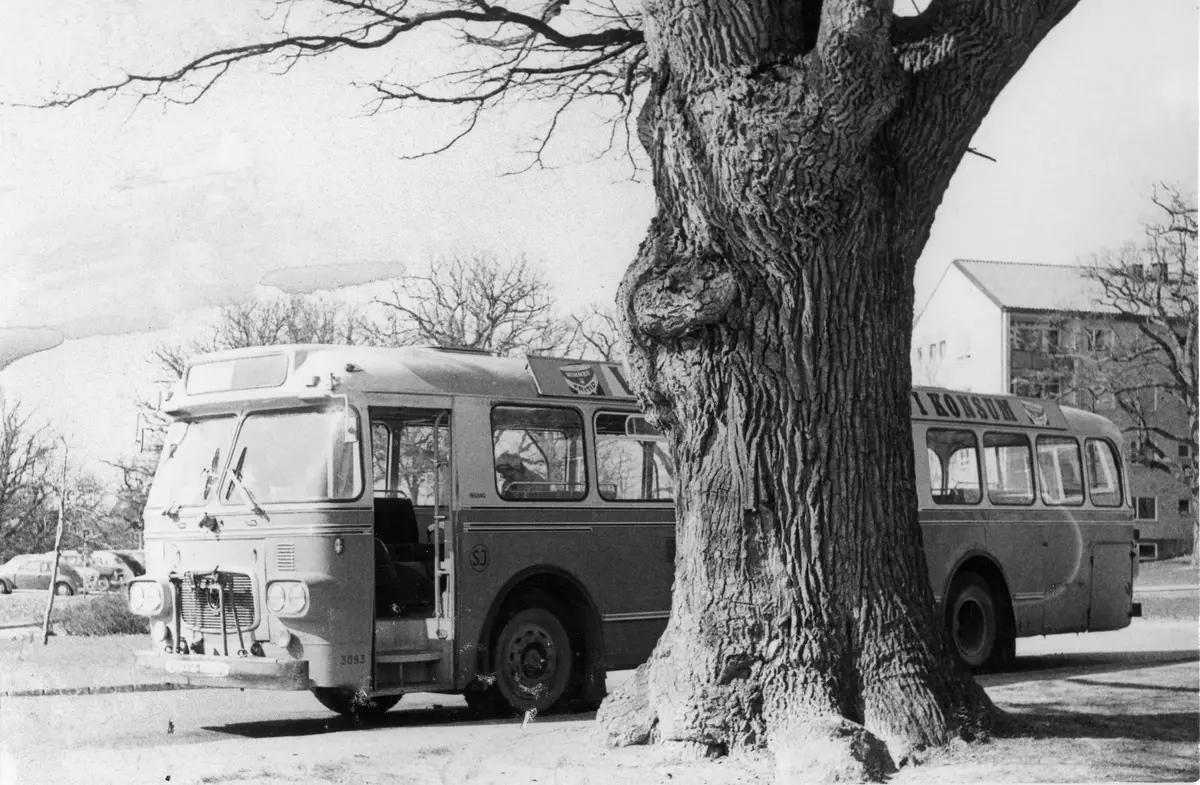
[526,356,635,399]
[910,389,1067,430]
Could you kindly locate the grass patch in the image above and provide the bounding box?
[52,592,149,636]
[0,592,149,636]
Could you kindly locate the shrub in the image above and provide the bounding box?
[54,593,149,636]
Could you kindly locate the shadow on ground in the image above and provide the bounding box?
[206,704,595,740]
[983,649,1198,687]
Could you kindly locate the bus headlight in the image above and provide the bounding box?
[128,580,165,616]
[266,581,309,616]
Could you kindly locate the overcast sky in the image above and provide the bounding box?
[0,0,1196,469]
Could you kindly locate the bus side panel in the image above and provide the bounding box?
[1089,522,1137,632]
[984,510,1046,637]
[281,526,375,689]
[454,514,673,689]
[919,513,987,607]
[1040,510,1092,634]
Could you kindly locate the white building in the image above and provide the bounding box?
[913,259,1193,558]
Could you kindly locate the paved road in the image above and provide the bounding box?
[1,621,1196,785]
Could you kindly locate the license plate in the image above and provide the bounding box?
[166,660,230,677]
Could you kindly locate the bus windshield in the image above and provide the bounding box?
[223,409,363,504]
[147,416,239,511]
[147,409,363,511]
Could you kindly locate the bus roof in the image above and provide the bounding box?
[166,344,637,412]
[912,386,1121,440]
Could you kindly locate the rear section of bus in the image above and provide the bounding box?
[912,387,1139,669]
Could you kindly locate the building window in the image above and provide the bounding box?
[1179,499,1192,516]
[939,340,946,358]
[1179,444,1191,459]
[1134,496,1157,521]
[916,348,923,362]
[1088,328,1115,353]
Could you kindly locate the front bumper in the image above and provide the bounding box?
[136,650,311,690]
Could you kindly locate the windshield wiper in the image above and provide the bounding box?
[226,447,269,519]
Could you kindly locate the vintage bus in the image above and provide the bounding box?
[126,346,1138,718]
[128,345,673,717]
[913,387,1140,668]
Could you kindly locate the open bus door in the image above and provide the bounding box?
[368,401,456,695]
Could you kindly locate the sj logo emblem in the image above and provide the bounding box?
[470,544,490,572]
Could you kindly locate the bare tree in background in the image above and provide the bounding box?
[0,399,58,564]
[1083,186,1198,556]
[55,0,1099,775]
[105,454,157,540]
[565,303,624,362]
[154,293,371,378]
[368,252,572,356]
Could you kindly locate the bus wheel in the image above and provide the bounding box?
[0,580,10,595]
[311,688,400,722]
[946,573,998,670]
[97,577,111,592]
[54,582,74,597]
[494,606,574,715]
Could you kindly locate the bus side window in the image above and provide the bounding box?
[982,432,1035,505]
[372,423,391,491]
[492,405,587,501]
[1036,436,1084,506]
[1085,439,1124,507]
[595,412,675,501]
[925,429,981,505]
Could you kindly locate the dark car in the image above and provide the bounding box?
[0,554,88,595]
[60,551,127,591]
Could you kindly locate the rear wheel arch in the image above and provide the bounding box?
[943,554,1015,669]
[474,566,605,709]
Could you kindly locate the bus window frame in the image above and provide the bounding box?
[490,402,590,503]
[1035,434,1086,508]
[219,404,367,506]
[924,427,983,506]
[981,430,1037,507]
[593,410,675,504]
[1084,437,1125,508]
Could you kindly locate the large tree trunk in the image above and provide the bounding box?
[599,1,1079,780]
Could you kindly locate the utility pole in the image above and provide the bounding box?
[42,442,68,645]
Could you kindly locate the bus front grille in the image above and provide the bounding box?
[179,572,257,633]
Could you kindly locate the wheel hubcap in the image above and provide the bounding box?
[506,626,557,697]
[955,598,986,656]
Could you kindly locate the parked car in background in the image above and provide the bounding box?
[58,550,129,591]
[0,554,88,595]
[98,550,145,578]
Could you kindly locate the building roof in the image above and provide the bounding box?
[951,259,1121,315]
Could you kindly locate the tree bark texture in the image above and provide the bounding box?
[600,0,1080,780]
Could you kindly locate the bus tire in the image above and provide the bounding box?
[54,582,74,597]
[311,688,400,722]
[97,577,111,592]
[493,605,574,715]
[0,579,10,594]
[946,572,999,670]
